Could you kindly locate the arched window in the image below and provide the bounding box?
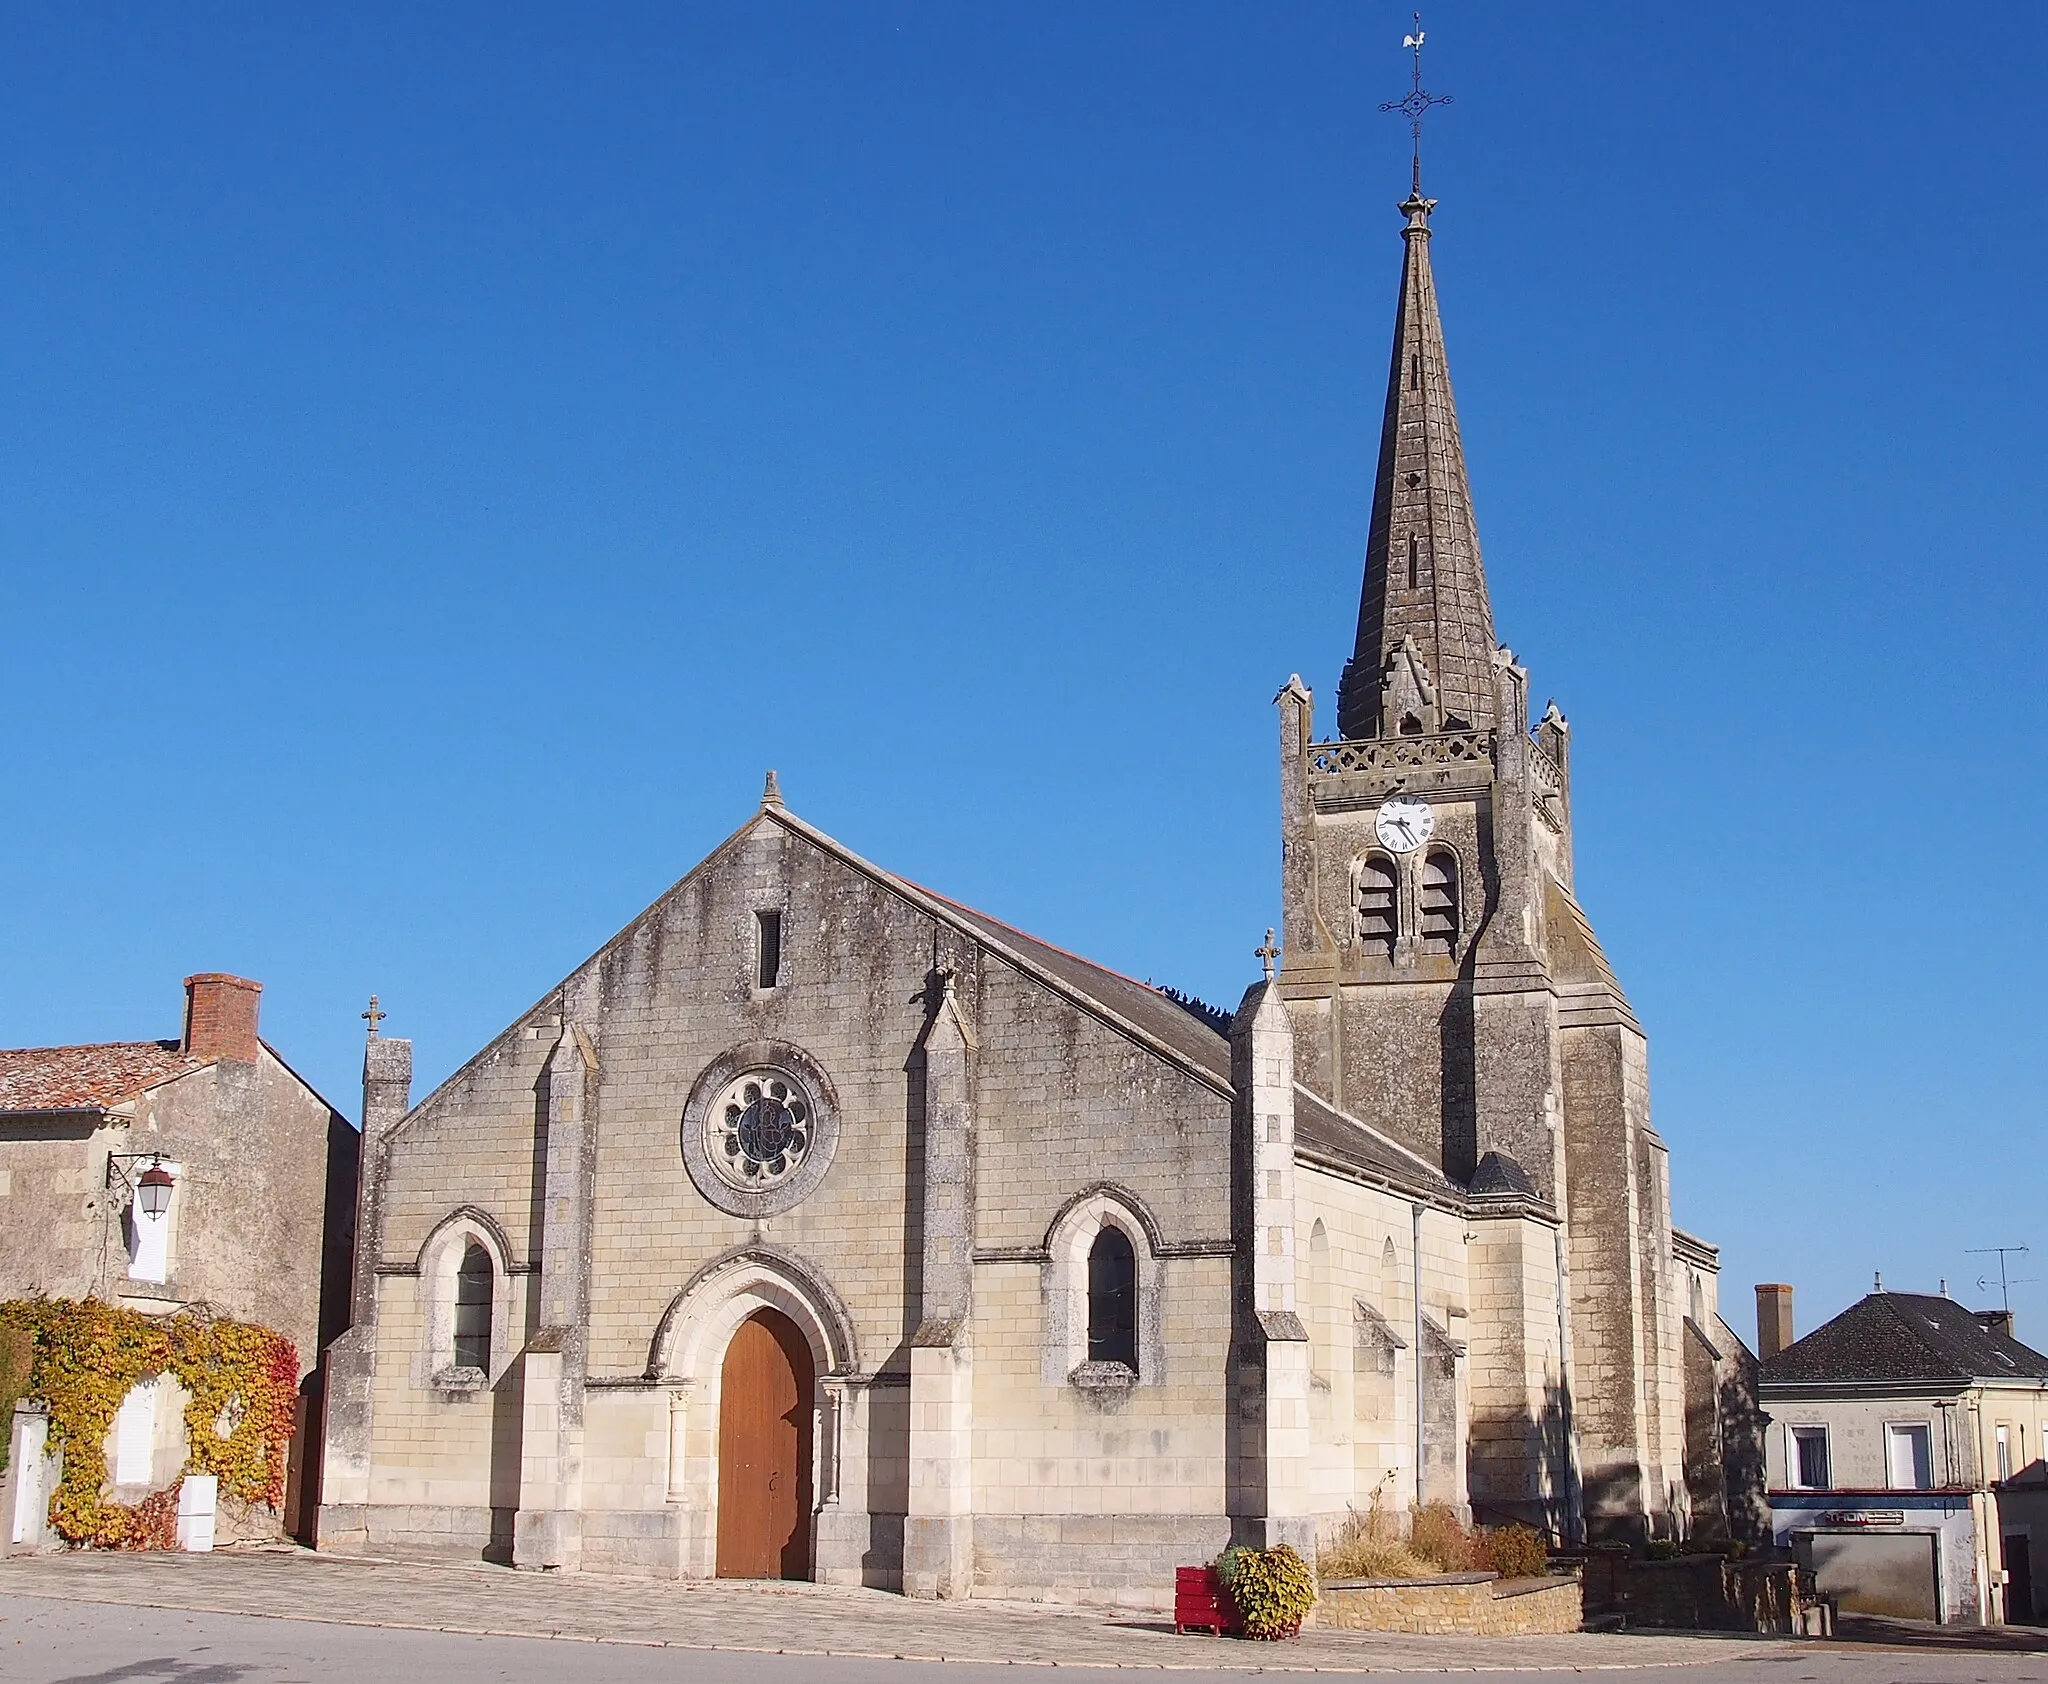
[1086,1226,1137,1370]
[454,1244,493,1372]
[1357,856,1398,955]
[1420,850,1459,955]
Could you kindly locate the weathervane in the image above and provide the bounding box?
[1379,12,1453,198]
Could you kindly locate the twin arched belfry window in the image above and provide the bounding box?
[1086,1226,1137,1370]
[1355,849,1459,955]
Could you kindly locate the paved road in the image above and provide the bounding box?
[3,1597,2048,1683]
[1,1549,2046,1683]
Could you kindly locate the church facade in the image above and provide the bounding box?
[318,183,1726,1600]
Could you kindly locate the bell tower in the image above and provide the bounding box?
[1274,176,1688,1542]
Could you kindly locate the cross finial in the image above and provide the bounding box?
[762,768,784,809]
[1379,11,1453,200]
[362,994,386,1038]
[1256,928,1282,982]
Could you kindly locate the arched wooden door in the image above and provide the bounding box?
[715,1308,815,1579]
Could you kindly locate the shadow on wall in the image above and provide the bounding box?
[1437,975,1476,1186]
[1469,1377,1580,1542]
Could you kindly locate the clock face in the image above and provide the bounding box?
[1374,796,1436,854]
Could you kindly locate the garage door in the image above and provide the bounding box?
[1800,1531,1939,1620]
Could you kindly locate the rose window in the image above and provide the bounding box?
[710,1071,812,1190]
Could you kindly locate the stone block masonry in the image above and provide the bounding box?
[1319,1571,1584,1635]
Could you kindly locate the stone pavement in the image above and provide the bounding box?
[0,1547,1787,1672]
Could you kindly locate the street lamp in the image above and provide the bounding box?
[135,1160,175,1219]
[106,1152,176,1216]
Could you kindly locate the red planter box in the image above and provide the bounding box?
[1175,1565,1240,1636]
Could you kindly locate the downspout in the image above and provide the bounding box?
[1413,1201,1426,1503]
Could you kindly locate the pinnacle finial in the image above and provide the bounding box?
[362,994,386,1039]
[762,769,784,808]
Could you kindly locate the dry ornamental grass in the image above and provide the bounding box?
[1317,1498,1551,1583]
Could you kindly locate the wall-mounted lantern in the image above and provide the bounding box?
[107,1152,177,1216]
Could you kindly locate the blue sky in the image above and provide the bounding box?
[4,3,2044,1341]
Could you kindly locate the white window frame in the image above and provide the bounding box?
[1885,1420,1934,1491]
[1997,1422,2012,1483]
[1789,1423,1832,1491]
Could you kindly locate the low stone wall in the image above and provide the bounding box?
[1319,1572,1584,1635]
[1578,1554,1818,1634]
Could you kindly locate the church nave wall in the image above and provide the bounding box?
[1292,1169,1471,1531]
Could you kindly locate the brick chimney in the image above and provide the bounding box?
[1756,1283,1795,1361]
[183,974,263,1064]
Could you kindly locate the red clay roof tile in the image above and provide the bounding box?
[0,1041,203,1113]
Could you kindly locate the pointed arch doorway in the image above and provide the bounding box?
[715,1307,815,1579]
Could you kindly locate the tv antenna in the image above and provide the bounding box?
[1967,1244,2035,1313]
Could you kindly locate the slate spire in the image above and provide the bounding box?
[1336,190,1498,741]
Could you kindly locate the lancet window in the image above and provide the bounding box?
[1086,1226,1138,1370]
[454,1243,493,1372]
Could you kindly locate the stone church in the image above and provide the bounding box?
[319,181,1734,1600]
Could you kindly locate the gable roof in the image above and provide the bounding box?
[1761,1292,2048,1388]
[0,1040,203,1115]
[400,799,1465,1205]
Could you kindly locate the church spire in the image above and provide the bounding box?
[1336,181,1497,742]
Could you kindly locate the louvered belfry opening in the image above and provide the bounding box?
[1420,851,1459,954]
[1356,856,1398,954]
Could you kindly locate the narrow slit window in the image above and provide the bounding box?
[1356,857,1398,955]
[1410,352,1421,391]
[1087,1226,1138,1370]
[755,910,782,989]
[1421,851,1459,955]
[454,1244,493,1372]
[1407,533,1419,589]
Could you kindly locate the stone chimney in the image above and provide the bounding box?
[1756,1283,1795,1361]
[182,973,263,1064]
[1977,1309,2016,1340]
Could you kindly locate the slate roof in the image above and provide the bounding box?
[1469,1150,1538,1198]
[1761,1292,2048,1388]
[0,1040,202,1114]
[926,892,1239,1090]
[1292,1084,1460,1199]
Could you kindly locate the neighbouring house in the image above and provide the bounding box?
[1756,1282,2048,1625]
[318,165,1749,1604]
[0,974,359,1534]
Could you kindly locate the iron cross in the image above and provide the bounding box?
[1380,12,1453,197]
[362,994,386,1037]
